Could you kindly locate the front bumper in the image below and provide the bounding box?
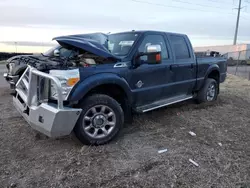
[13,66,82,137]
[13,96,82,137]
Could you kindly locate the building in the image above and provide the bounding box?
[194,44,250,61]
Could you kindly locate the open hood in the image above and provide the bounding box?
[53,35,120,61]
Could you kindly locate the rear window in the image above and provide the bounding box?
[169,35,190,59]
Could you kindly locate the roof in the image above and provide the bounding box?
[53,30,187,41]
[111,30,186,36]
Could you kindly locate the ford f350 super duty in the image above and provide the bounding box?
[3,31,227,145]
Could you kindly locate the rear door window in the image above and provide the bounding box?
[169,35,190,59]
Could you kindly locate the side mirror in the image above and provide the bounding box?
[135,44,162,66]
[146,44,161,53]
[146,44,162,64]
[53,49,60,57]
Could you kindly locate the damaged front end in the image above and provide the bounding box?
[11,34,122,137]
[13,66,82,137]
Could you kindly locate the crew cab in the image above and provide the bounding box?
[4,30,227,145]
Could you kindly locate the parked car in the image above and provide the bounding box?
[5,30,227,145]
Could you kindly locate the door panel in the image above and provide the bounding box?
[129,34,175,106]
[168,35,197,96]
[129,63,168,106]
[170,61,196,96]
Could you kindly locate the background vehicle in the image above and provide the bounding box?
[9,30,227,145]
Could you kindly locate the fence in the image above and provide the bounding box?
[224,50,250,80]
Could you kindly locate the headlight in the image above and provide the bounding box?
[49,69,80,100]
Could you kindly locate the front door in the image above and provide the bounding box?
[129,34,173,106]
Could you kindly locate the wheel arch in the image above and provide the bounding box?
[204,65,220,94]
[205,64,220,84]
[68,73,133,105]
[84,83,129,106]
[207,69,220,84]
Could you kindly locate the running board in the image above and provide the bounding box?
[135,95,193,113]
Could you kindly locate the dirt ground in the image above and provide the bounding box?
[0,75,250,188]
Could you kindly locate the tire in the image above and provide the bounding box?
[196,78,218,103]
[74,94,124,145]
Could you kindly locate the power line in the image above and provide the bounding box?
[206,0,232,4]
[173,0,224,10]
[131,0,236,15]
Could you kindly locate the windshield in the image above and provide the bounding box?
[107,33,139,56]
[46,32,139,59]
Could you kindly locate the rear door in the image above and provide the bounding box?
[167,35,197,96]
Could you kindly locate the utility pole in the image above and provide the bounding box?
[15,42,17,53]
[233,0,242,45]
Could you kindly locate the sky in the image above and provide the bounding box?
[0,0,250,53]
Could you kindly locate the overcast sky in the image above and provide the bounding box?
[0,0,250,52]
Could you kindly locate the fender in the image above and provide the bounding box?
[68,73,133,103]
[196,64,220,91]
[204,64,220,80]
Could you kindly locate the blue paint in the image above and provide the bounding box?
[67,31,227,108]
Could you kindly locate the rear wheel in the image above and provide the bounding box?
[196,78,218,103]
[74,94,124,145]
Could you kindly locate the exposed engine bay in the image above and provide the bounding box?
[11,51,114,73]
[6,33,121,76]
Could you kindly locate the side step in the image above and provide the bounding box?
[135,95,193,113]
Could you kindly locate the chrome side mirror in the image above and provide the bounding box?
[53,49,60,57]
[146,44,162,53]
[134,44,162,67]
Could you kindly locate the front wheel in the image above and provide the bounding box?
[196,78,218,103]
[74,94,124,145]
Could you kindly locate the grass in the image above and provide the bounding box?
[1,75,250,187]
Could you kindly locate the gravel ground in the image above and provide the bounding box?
[0,74,250,188]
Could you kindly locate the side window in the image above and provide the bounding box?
[169,35,190,59]
[138,35,169,61]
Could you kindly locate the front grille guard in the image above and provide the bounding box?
[15,66,63,109]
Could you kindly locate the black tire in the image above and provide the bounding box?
[196,78,218,103]
[74,94,124,145]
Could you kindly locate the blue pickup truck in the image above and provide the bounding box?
[4,30,227,145]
